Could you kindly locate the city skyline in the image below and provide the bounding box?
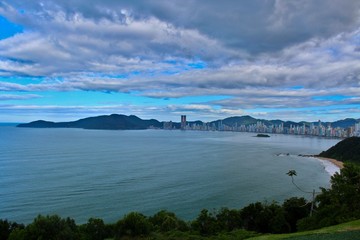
[1,1,360,122]
[165,114,359,138]
[175,117,360,138]
[15,112,360,138]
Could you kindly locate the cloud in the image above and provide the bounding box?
[0,5,235,77]
[3,0,360,52]
[0,93,41,100]
[258,107,360,122]
[0,103,245,122]
[0,0,360,122]
[0,19,359,90]
[0,104,158,122]
[1,101,359,123]
[1,0,359,76]
[166,104,244,118]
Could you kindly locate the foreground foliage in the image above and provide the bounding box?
[1,163,360,240]
[297,163,360,230]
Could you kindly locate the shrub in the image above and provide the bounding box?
[282,197,310,232]
[241,201,290,234]
[80,217,108,240]
[23,215,79,240]
[114,212,152,239]
[215,207,242,232]
[191,209,220,236]
[0,219,24,240]
[150,210,188,232]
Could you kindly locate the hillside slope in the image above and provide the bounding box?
[17,114,162,130]
[247,219,360,240]
[318,137,360,164]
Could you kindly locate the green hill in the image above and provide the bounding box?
[247,219,360,240]
[107,219,360,239]
[318,137,360,164]
[17,114,162,130]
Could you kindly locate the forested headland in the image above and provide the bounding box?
[319,137,360,164]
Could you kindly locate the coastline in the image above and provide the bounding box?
[315,156,344,169]
[297,154,343,175]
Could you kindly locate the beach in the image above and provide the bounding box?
[297,154,344,175]
[314,156,344,176]
[316,157,344,169]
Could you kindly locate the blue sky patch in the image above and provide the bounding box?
[0,76,44,85]
[312,95,350,101]
[289,86,304,90]
[187,61,207,69]
[0,16,23,40]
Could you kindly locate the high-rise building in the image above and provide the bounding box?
[181,115,187,130]
[163,121,173,130]
[355,122,360,137]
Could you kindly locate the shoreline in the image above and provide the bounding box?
[315,156,344,169]
[296,154,344,175]
[297,154,344,169]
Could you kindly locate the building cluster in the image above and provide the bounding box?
[355,122,360,137]
[163,115,360,138]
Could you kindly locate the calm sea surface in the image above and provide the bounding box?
[0,127,340,224]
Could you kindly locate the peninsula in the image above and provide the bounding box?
[318,137,360,165]
[17,114,162,130]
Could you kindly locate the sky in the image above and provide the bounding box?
[0,0,360,123]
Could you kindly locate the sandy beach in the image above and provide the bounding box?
[315,156,344,169]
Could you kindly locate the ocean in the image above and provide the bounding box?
[0,126,340,224]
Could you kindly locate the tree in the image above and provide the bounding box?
[240,201,289,233]
[0,219,24,240]
[149,210,188,232]
[114,212,152,239]
[191,209,219,236]
[318,163,360,220]
[8,227,26,240]
[215,208,242,232]
[298,163,360,230]
[80,218,107,240]
[23,215,79,240]
[287,170,317,217]
[240,202,264,232]
[282,197,309,232]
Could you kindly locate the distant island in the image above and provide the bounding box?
[255,134,270,137]
[17,114,360,138]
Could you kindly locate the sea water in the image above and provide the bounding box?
[0,127,340,223]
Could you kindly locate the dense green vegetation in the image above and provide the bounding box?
[248,219,360,240]
[286,231,360,240]
[319,137,360,164]
[1,162,360,240]
[297,163,360,231]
